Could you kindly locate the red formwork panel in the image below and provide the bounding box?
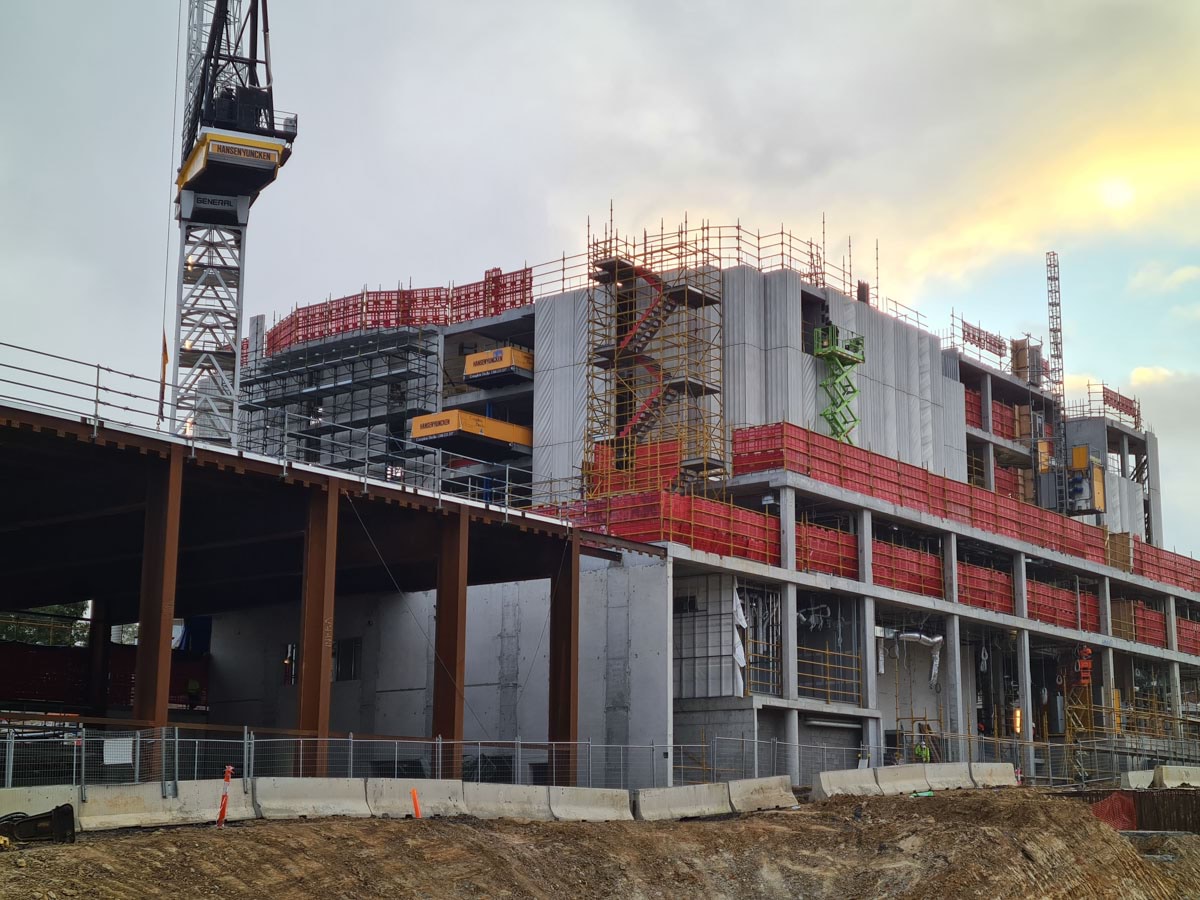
[797,522,858,579]
[965,388,983,429]
[1133,603,1168,648]
[1027,580,1101,632]
[957,561,1015,614]
[991,400,1017,439]
[1177,618,1200,656]
[994,465,1021,498]
[588,440,683,496]
[729,421,1200,614]
[873,541,943,598]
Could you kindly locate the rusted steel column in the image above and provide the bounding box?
[87,599,110,716]
[132,447,183,725]
[433,508,468,778]
[298,483,339,745]
[548,531,581,785]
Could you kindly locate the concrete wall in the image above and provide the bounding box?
[531,289,588,486]
[720,270,968,481]
[208,551,672,747]
[875,640,946,734]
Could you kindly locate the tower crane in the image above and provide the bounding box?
[170,0,296,443]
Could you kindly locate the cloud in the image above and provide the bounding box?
[1170,304,1200,320]
[1128,263,1200,293]
[1131,366,1174,387]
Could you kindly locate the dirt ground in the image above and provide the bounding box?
[2,789,1198,899]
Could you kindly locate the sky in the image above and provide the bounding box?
[1,0,1197,553]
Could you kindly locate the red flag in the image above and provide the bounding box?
[158,332,169,423]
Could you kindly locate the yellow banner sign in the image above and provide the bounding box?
[209,142,279,165]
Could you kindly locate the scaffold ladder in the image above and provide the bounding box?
[814,324,865,444]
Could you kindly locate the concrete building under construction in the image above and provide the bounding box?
[3,219,1197,789]
[206,219,1198,782]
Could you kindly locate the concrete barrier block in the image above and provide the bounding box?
[367,778,467,819]
[873,765,931,796]
[254,777,370,820]
[1120,770,1154,790]
[969,762,1018,788]
[548,786,633,822]
[173,779,256,825]
[79,783,173,831]
[0,786,80,828]
[1153,766,1200,789]
[462,783,553,820]
[923,763,975,791]
[727,776,796,813]
[634,783,732,821]
[811,769,882,801]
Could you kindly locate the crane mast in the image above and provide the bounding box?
[1045,251,1067,514]
[171,0,295,443]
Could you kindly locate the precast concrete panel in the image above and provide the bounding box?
[765,346,804,425]
[763,270,803,351]
[720,267,758,348]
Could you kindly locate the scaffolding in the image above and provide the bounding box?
[585,221,725,497]
[240,326,440,476]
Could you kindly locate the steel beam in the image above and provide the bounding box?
[87,600,110,717]
[548,531,581,785]
[298,483,339,738]
[132,448,184,724]
[432,508,468,761]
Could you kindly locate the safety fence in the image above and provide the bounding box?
[6,725,1197,799]
[0,341,581,515]
[0,727,674,794]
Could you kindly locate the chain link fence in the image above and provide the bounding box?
[6,725,1199,795]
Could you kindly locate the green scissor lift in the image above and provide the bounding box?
[813,324,866,444]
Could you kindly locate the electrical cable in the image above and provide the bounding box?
[344,493,493,741]
[158,1,186,421]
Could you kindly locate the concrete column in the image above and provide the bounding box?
[944,614,966,744]
[861,596,881,761]
[1012,552,1028,618]
[1098,577,1113,637]
[1016,629,1036,777]
[1170,662,1183,722]
[1102,647,1117,729]
[980,374,993,433]
[1167,596,1182,727]
[1120,434,1130,478]
[132,447,183,726]
[981,442,996,491]
[858,509,873,584]
[784,708,800,786]
[298,483,339,739]
[782,583,798,701]
[1166,596,1178,652]
[780,487,797,572]
[942,532,958,602]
